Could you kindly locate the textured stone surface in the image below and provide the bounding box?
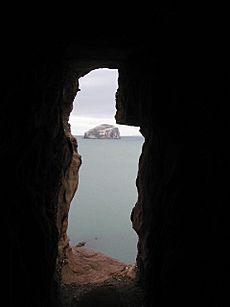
[61,246,136,284]
[56,134,81,277]
[61,277,144,307]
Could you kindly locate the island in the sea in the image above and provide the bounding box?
[83,124,121,139]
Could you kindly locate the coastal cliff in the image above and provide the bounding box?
[83,124,120,139]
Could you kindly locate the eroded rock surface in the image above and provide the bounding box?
[60,246,143,307]
[61,246,136,284]
[61,246,144,307]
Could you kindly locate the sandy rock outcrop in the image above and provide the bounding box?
[61,246,137,284]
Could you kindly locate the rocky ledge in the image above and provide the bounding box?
[61,245,136,284]
[83,124,120,139]
[60,246,142,307]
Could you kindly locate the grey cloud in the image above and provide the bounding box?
[72,69,118,118]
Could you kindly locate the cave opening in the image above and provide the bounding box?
[5,16,228,307]
[61,68,144,285]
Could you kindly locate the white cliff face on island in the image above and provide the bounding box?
[83,124,121,139]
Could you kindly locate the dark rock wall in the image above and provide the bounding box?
[4,43,71,306]
[119,40,229,305]
[56,71,82,278]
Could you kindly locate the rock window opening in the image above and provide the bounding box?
[62,68,144,285]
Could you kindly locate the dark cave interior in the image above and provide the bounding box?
[4,7,229,307]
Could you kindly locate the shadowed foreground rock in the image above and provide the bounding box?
[62,280,144,307]
[60,246,144,306]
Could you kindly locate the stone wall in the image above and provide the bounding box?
[56,72,82,277]
[117,46,229,305]
[4,44,68,306]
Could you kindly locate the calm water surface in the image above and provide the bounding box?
[67,136,144,264]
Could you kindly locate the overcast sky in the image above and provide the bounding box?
[69,68,141,136]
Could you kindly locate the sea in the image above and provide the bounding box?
[67,135,144,264]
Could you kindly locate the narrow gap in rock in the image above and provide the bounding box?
[60,68,144,306]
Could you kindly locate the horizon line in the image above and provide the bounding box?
[73,134,143,137]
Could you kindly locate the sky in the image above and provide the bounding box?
[69,68,141,136]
